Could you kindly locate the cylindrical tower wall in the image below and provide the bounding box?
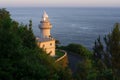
[41,29,51,38]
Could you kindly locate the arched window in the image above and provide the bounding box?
[49,51,52,53]
[50,43,52,46]
[42,44,45,48]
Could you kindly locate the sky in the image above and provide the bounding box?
[0,0,120,7]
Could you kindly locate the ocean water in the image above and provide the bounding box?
[7,7,120,49]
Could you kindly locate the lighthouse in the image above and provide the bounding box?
[37,11,55,56]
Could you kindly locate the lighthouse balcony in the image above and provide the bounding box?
[36,37,55,42]
[39,24,52,29]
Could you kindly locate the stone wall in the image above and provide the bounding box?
[55,50,68,68]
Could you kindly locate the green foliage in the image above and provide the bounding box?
[59,43,92,58]
[57,67,73,80]
[93,23,120,80]
[75,58,92,80]
[110,23,120,79]
[18,23,36,49]
[56,50,64,58]
[0,8,11,29]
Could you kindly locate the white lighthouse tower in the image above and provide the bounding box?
[39,11,52,38]
[37,11,55,56]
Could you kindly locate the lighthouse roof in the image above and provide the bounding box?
[42,11,49,21]
[39,11,52,29]
[43,11,48,17]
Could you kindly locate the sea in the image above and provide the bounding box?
[6,7,120,50]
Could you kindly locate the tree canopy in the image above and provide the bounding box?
[93,23,120,80]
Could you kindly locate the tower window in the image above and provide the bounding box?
[49,51,52,53]
[42,44,45,48]
[50,43,52,46]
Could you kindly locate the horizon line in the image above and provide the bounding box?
[1,6,120,8]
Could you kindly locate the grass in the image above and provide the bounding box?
[54,50,65,60]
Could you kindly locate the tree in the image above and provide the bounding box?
[93,23,120,80]
[110,23,120,79]
[75,58,93,80]
[18,22,36,49]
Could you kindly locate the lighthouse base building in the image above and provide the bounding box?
[37,38,55,56]
[37,11,56,56]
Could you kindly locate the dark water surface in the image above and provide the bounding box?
[7,7,120,49]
